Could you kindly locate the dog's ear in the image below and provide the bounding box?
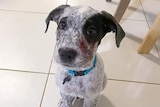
[101,11,125,47]
[45,5,70,33]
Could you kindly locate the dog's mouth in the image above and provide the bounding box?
[55,56,94,71]
[60,62,73,67]
[54,55,75,67]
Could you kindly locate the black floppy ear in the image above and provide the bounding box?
[101,11,125,47]
[45,5,70,33]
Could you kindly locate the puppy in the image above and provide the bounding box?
[45,5,125,107]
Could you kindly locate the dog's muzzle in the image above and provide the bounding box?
[58,48,77,63]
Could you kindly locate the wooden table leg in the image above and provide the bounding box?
[138,13,160,54]
[114,0,131,22]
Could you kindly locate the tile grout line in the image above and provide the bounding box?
[139,0,150,28]
[49,73,56,75]
[0,68,48,74]
[0,9,48,14]
[139,0,159,57]
[108,78,160,86]
[39,55,54,107]
[121,18,146,22]
[0,0,69,14]
[39,72,50,107]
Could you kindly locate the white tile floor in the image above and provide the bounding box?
[0,0,160,107]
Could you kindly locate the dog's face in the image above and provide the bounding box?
[45,5,125,70]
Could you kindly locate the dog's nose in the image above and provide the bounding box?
[59,48,77,63]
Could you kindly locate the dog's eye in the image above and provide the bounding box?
[58,21,67,30]
[86,26,97,36]
[58,18,67,30]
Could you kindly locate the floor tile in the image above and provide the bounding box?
[41,75,160,107]
[0,70,47,107]
[41,74,61,107]
[50,60,58,74]
[120,19,149,39]
[120,19,158,56]
[0,10,56,73]
[140,0,160,22]
[148,21,153,27]
[98,34,160,84]
[99,80,160,107]
[0,0,67,13]
[97,19,160,84]
[67,0,117,15]
[122,0,146,20]
[67,0,146,20]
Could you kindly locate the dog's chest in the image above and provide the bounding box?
[55,70,105,98]
[63,76,85,93]
[56,71,89,97]
[55,55,106,98]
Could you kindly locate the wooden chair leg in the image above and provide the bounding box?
[114,0,131,22]
[138,13,160,54]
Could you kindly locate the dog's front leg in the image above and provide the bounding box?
[58,92,75,107]
[83,96,100,107]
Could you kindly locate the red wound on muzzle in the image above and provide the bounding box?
[79,39,86,53]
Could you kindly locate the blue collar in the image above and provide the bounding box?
[68,56,97,76]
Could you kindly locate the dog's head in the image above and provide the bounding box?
[45,5,125,70]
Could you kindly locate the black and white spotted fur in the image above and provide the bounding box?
[45,5,125,107]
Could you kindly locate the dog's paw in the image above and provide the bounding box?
[58,99,70,107]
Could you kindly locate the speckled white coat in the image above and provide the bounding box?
[55,54,107,99]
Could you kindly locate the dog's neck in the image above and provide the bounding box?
[67,56,97,76]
